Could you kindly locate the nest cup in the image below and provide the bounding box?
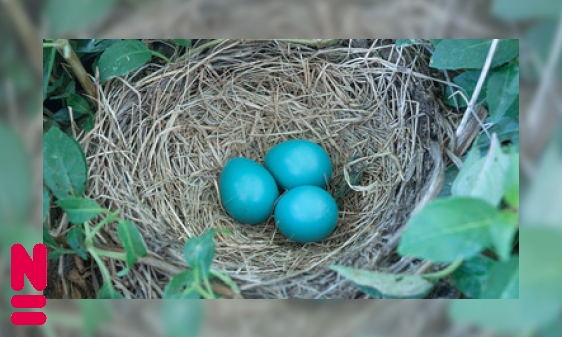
[81,40,459,299]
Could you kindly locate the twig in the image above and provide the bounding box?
[56,39,98,102]
[456,39,499,141]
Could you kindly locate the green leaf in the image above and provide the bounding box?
[82,112,95,131]
[482,255,519,299]
[43,187,50,223]
[489,211,518,261]
[449,298,561,333]
[492,0,562,20]
[0,122,32,226]
[74,39,120,53]
[66,93,91,117]
[162,271,200,299]
[504,152,519,209]
[43,127,87,200]
[56,198,102,224]
[487,64,519,123]
[331,265,434,299]
[430,39,519,70]
[43,46,56,101]
[43,225,59,251]
[452,134,509,206]
[117,220,148,270]
[78,300,113,336]
[452,255,496,298]
[97,284,123,299]
[172,39,192,47]
[66,226,87,260]
[184,229,222,279]
[161,300,203,337]
[44,0,118,37]
[398,197,498,262]
[445,70,486,107]
[477,115,519,150]
[98,40,152,83]
[520,227,562,302]
[438,164,460,198]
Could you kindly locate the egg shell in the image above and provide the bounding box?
[219,157,279,225]
[274,185,338,243]
[265,139,332,190]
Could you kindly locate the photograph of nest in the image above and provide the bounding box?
[69,39,470,299]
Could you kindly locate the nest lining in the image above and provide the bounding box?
[80,39,456,299]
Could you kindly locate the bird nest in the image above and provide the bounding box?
[80,39,464,299]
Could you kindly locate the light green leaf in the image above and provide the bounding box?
[482,255,519,299]
[172,39,192,47]
[452,134,509,206]
[66,226,87,260]
[43,127,87,200]
[504,152,519,209]
[43,46,56,101]
[331,265,434,299]
[398,197,498,262]
[44,0,118,37]
[97,284,123,299]
[56,198,102,224]
[43,187,50,223]
[66,93,91,117]
[161,300,203,337]
[487,64,519,123]
[430,39,519,70]
[489,211,518,261]
[162,271,200,299]
[452,255,496,299]
[98,40,152,82]
[117,220,148,270]
[492,0,562,20]
[184,229,223,279]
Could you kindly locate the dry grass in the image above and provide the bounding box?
[78,39,461,298]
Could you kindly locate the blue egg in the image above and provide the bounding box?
[219,157,279,225]
[265,140,332,190]
[274,185,338,243]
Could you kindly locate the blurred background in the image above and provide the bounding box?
[1,0,560,336]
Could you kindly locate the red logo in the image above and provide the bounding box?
[11,243,48,326]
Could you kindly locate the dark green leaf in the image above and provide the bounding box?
[452,255,496,298]
[487,64,519,123]
[98,40,151,83]
[43,225,59,251]
[44,0,118,36]
[477,115,519,150]
[48,251,64,260]
[74,39,120,53]
[43,187,50,223]
[445,70,486,108]
[172,39,192,47]
[398,197,498,262]
[492,0,562,20]
[449,298,561,333]
[489,211,518,261]
[66,226,87,260]
[56,198,102,224]
[43,46,56,101]
[0,122,32,226]
[82,112,95,132]
[331,265,434,299]
[49,79,76,100]
[162,271,200,299]
[504,152,519,209]
[430,39,519,70]
[43,127,87,200]
[79,300,113,336]
[184,229,222,279]
[117,220,148,269]
[482,255,518,299]
[520,227,562,302]
[161,300,203,337]
[97,283,123,299]
[438,164,460,198]
[452,134,509,206]
[66,93,91,117]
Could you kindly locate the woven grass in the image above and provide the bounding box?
[79,39,464,299]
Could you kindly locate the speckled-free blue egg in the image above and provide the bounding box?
[274,185,338,243]
[219,157,279,225]
[265,140,332,190]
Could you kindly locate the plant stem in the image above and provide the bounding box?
[92,247,127,261]
[85,217,114,243]
[89,248,112,284]
[55,39,97,100]
[422,259,463,280]
[150,50,171,63]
